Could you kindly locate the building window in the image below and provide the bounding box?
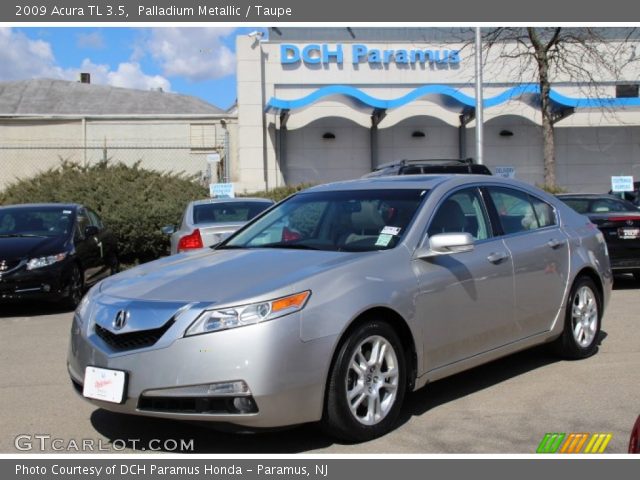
[616,84,639,98]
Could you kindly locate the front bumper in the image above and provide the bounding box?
[67,310,335,428]
[0,261,69,301]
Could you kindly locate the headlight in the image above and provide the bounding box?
[184,290,311,337]
[26,252,67,270]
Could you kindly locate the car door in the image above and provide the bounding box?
[74,208,102,283]
[413,187,516,372]
[86,208,116,279]
[485,186,570,337]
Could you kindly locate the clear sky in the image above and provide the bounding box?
[1,27,266,110]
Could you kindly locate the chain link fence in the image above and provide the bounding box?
[0,145,229,191]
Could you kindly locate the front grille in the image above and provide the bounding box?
[138,396,258,414]
[95,320,174,351]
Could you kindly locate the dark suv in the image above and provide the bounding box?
[364,158,493,178]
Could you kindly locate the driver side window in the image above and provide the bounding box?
[428,188,491,241]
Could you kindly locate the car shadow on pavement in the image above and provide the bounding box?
[0,301,72,318]
[89,409,334,453]
[397,334,607,429]
[613,274,640,290]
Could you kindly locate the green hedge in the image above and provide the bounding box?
[0,161,207,264]
[243,183,314,202]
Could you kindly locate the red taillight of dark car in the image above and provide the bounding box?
[177,229,204,252]
[630,415,640,454]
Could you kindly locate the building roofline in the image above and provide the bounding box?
[0,114,237,121]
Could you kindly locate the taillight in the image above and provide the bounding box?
[178,229,203,252]
[608,216,640,223]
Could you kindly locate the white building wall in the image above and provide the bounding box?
[236,31,640,192]
[0,118,235,190]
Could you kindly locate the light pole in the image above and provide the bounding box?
[475,27,484,165]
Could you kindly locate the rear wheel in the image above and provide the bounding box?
[555,276,601,359]
[322,321,406,442]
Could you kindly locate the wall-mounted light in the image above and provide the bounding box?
[322,132,336,139]
[411,130,426,138]
[499,129,514,137]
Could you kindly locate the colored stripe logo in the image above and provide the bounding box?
[537,433,612,453]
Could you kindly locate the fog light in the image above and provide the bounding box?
[233,397,256,413]
[42,284,51,292]
[207,380,250,396]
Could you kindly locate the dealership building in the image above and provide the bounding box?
[235,27,640,193]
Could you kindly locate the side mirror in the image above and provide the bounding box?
[415,232,475,259]
[84,225,99,237]
[161,225,176,235]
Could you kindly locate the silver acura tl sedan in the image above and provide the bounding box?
[68,175,612,441]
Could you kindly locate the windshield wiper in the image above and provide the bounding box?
[0,233,47,238]
[260,243,323,250]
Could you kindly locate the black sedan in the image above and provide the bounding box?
[0,204,118,307]
[557,194,640,279]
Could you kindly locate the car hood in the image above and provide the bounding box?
[0,235,68,261]
[99,247,364,304]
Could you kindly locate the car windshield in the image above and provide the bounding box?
[560,197,639,214]
[221,189,428,252]
[0,206,75,238]
[192,201,272,224]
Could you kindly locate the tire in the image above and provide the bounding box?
[108,254,120,276]
[322,320,407,442]
[63,264,84,310]
[554,276,602,359]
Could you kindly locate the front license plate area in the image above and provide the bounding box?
[83,366,127,404]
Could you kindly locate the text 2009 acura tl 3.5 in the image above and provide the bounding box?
[67,175,611,441]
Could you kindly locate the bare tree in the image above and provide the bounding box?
[481,27,638,189]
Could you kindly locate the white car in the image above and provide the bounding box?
[162,198,274,254]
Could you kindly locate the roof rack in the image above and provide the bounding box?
[400,158,474,165]
[375,158,475,169]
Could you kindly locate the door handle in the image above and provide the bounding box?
[547,239,563,249]
[487,252,509,264]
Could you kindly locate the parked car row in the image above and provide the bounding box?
[1,163,631,442]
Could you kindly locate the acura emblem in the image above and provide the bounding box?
[113,310,129,330]
[627,220,634,226]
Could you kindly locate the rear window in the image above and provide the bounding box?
[192,202,271,224]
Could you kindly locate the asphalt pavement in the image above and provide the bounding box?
[1,277,638,454]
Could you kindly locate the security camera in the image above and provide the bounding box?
[247,31,264,39]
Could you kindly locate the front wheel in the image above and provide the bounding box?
[554,276,601,359]
[62,264,84,310]
[322,321,406,442]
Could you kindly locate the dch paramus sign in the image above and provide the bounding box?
[281,44,461,66]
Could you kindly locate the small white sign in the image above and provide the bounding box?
[494,166,516,179]
[206,153,221,163]
[611,176,634,192]
[83,366,126,404]
[209,183,235,198]
[381,226,402,236]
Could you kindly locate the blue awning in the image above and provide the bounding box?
[265,84,640,115]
